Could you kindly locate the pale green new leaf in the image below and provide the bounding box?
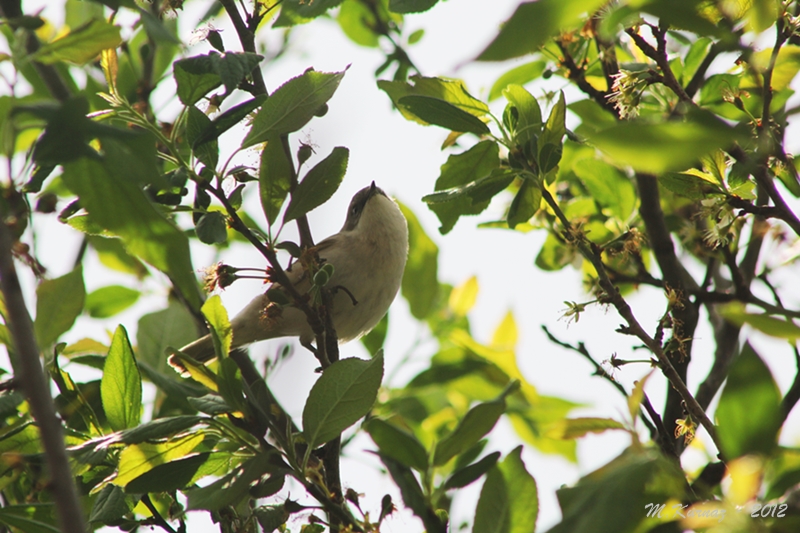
[32,19,121,65]
[34,266,85,348]
[101,325,142,431]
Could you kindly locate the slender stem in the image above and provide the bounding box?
[141,494,177,533]
[0,223,88,533]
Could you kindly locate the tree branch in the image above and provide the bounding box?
[635,173,699,454]
[0,222,87,533]
[541,326,661,440]
[555,39,617,116]
[540,188,724,457]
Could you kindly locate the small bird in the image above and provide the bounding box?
[174,182,409,364]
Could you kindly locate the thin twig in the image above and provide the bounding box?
[540,187,724,458]
[141,494,177,533]
[541,326,657,434]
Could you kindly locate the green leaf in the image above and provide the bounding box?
[62,157,201,311]
[126,452,211,493]
[101,325,142,431]
[398,95,490,135]
[89,235,148,278]
[365,418,429,471]
[360,312,388,355]
[747,0,780,32]
[398,203,439,319]
[34,266,85,348]
[255,505,290,532]
[379,455,446,533]
[473,447,537,533]
[243,69,347,147]
[568,99,617,136]
[0,504,59,533]
[31,19,121,65]
[186,105,218,170]
[434,395,506,466]
[545,417,626,439]
[716,343,782,459]
[173,54,222,106]
[88,485,129,523]
[259,140,293,225]
[303,352,384,448]
[535,233,575,271]
[635,0,724,37]
[507,178,541,229]
[489,61,546,101]
[719,302,800,340]
[195,211,228,245]
[194,95,266,147]
[539,91,566,156]
[115,434,204,486]
[423,142,511,234]
[587,113,743,174]
[435,140,500,190]
[424,169,516,234]
[445,451,500,490]
[201,295,232,359]
[682,37,713,85]
[20,97,134,166]
[503,84,542,146]
[337,0,380,47]
[136,300,197,371]
[173,52,263,105]
[138,7,181,45]
[476,0,608,61]
[274,0,345,27]
[659,171,724,199]
[547,450,683,533]
[85,285,140,318]
[187,394,233,415]
[210,52,263,93]
[283,147,349,222]
[117,415,202,444]
[389,0,439,14]
[186,454,271,511]
[378,76,489,123]
[573,159,636,221]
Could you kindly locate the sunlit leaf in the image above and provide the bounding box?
[31,19,121,65]
[716,343,781,458]
[34,266,85,348]
[85,285,140,318]
[477,0,608,61]
[587,113,743,174]
[398,203,439,319]
[489,61,546,101]
[545,417,626,439]
[449,276,478,316]
[474,447,537,533]
[101,325,142,431]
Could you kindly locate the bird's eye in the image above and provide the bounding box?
[350,205,360,217]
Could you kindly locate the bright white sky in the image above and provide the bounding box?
[8,0,800,531]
